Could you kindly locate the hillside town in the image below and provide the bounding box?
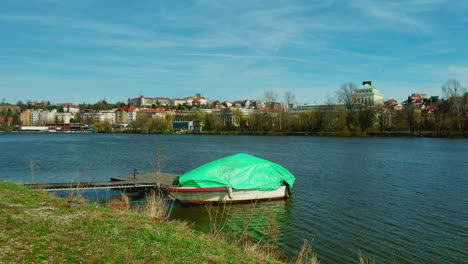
[0,80,466,136]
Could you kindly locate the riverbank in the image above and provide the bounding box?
[2,128,466,137]
[189,130,467,138]
[0,181,282,263]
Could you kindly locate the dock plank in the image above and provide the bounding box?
[24,172,178,191]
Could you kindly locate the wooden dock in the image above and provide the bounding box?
[24,172,178,191]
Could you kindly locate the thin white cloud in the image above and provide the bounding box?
[0,15,150,36]
[349,0,445,33]
[178,53,320,65]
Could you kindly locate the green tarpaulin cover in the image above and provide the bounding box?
[178,153,295,191]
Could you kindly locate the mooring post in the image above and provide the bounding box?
[133,168,140,187]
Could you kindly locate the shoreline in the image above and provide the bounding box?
[3,129,466,138]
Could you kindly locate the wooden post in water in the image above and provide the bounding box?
[133,168,140,187]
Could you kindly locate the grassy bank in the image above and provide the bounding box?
[0,181,281,263]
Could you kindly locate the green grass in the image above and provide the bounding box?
[0,181,281,263]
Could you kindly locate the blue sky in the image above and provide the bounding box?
[1,0,467,104]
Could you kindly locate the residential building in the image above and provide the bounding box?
[40,109,57,124]
[55,113,72,124]
[193,96,207,106]
[98,110,117,124]
[80,110,100,125]
[250,100,265,109]
[116,106,139,124]
[63,104,80,114]
[130,96,158,108]
[222,101,233,108]
[138,108,166,118]
[264,102,283,111]
[173,98,186,107]
[29,110,42,125]
[20,111,31,126]
[157,97,171,106]
[354,81,384,106]
[0,116,13,127]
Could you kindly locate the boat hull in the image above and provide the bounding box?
[167,186,289,204]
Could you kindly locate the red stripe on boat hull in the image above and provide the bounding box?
[167,187,227,193]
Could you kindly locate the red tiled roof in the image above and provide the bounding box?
[118,106,139,111]
[157,97,170,100]
[63,104,80,108]
[0,116,13,122]
[424,104,438,111]
[139,108,165,113]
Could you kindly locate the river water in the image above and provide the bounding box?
[1,133,466,263]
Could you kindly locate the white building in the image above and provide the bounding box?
[173,98,186,106]
[354,81,384,106]
[130,96,158,108]
[40,109,57,124]
[63,104,80,114]
[28,110,42,125]
[55,113,72,124]
[157,97,171,106]
[98,110,116,124]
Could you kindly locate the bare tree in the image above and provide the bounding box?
[282,91,296,131]
[283,91,296,110]
[336,83,358,132]
[357,105,375,134]
[263,91,279,130]
[375,105,388,133]
[263,91,278,110]
[442,79,466,133]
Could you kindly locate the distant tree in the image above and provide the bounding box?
[16,101,27,111]
[403,105,421,134]
[148,117,166,133]
[357,105,375,134]
[263,90,279,129]
[283,91,296,110]
[336,83,358,132]
[375,105,388,133]
[282,91,296,131]
[165,114,175,132]
[93,121,112,133]
[132,113,151,133]
[233,109,248,130]
[203,113,216,132]
[442,79,466,134]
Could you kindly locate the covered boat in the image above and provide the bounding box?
[167,153,295,203]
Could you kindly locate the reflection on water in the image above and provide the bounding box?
[170,199,294,254]
[50,188,123,201]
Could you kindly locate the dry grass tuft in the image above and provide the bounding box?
[295,240,320,264]
[106,193,131,211]
[358,253,376,264]
[142,189,171,220]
